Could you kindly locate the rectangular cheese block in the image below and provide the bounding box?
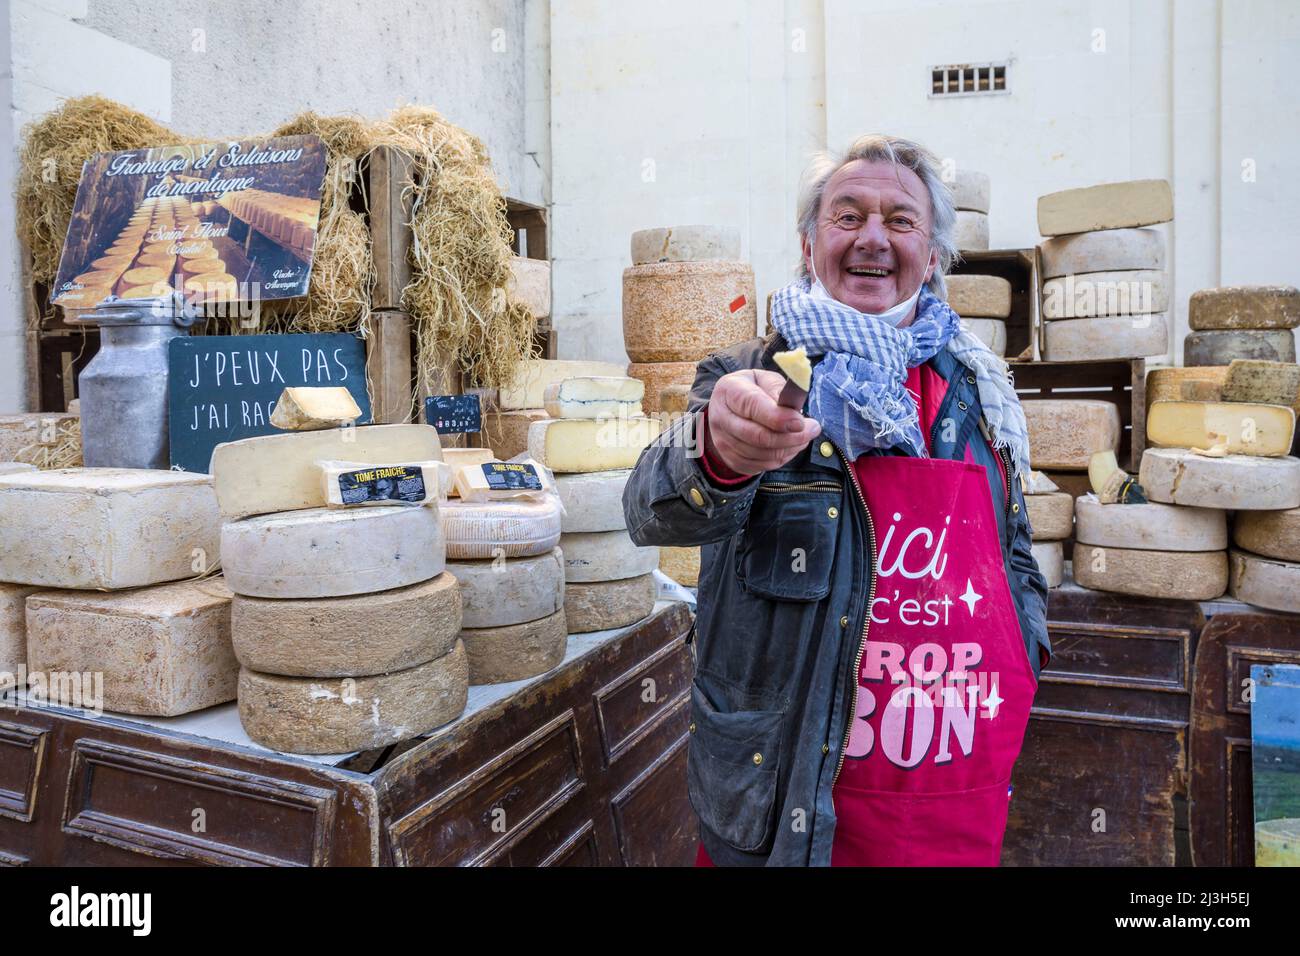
[0,468,221,589]
[1,583,38,675]
[1147,401,1295,456]
[499,359,627,410]
[1221,360,1300,408]
[442,448,497,497]
[319,459,441,507]
[1037,179,1173,237]
[25,579,236,716]
[527,417,662,473]
[453,458,554,502]
[210,423,442,519]
[542,376,644,418]
[1023,400,1121,471]
[269,386,362,431]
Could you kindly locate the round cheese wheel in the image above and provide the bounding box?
[1189,286,1299,331]
[1233,508,1300,563]
[628,362,697,414]
[1184,329,1295,367]
[554,470,630,532]
[630,225,741,265]
[237,640,468,754]
[1074,496,1226,551]
[1043,313,1169,362]
[948,170,990,214]
[441,495,562,560]
[1230,549,1300,613]
[1039,227,1166,279]
[622,261,757,363]
[446,549,564,628]
[1042,269,1169,318]
[564,573,656,633]
[1072,542,1227,600]
[1026,492,1073,541]
[954,210,989,251]
[221,505,445,599]
[559,530,659,582]
[659,545,700,587]
[1139,448,1300,511]
[964,318,1007,356]
[459,608,567,684]
[946,274,1011,318]
[1031,541,1063,588]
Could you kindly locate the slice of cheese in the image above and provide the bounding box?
[1221,360,1300,408]
[1042,313,1169,362]
[946,274,1011,318]
[1031,541,1063,588]
[564,573,657,633]
[231,573,461,677]
[221,505,445,599]
[319,459,441,507]
[964,319,1007,356]
[1074,495,1227,551]
[1071,543,1227,600]
[1042,270,1168,318]
[1023,400,1120,471]
[441,495,563,560]
[210,424,442,519]
[1038,227,1166,280]
[630,225,741,265]
[1230,550,1300,613]
[1184,330,1296,367]
[269,386,362,431]
[1037,179,1173,236]
[622,261,757,363]
[1233,508,1300,563]
[446,549,563,628]
[1,583,39,674]
[773,348,812,391]
[459,608,567,685]
[1189,285,1300,331]
[26,579,236,717]
[559,530,659,582]
[0,468,219,589]
[1026,491,1073,541]
[554,469,630,532]
[954,210,989,251]
[499,360,628,410]
[948,170,990,214]
[659,546,701,587]
[441,448,498,498]
[628,362,697,414]
[1147,401,1295,457]
[528,416,661,473]
[542,376,645,418]
[1138,447,1300,511]
[453,458,553,502]
[481,408,548,458]
[1027,471,1060,494]
[237,641,468,755]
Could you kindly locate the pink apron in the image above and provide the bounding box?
[829,455,1036,866]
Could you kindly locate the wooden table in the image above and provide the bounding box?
[0,601,696,867]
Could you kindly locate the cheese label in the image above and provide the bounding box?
[479,462,542,492]
[336,465,428,505]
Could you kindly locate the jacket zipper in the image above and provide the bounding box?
[831,445,876,786]
[757,480,842,494]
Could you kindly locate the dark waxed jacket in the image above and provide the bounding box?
[622,330,1050,867]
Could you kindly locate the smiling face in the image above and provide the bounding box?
[802,158,938,325]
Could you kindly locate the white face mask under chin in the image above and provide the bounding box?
[809,240,927,327]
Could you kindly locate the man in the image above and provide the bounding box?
[622,134,1050,867]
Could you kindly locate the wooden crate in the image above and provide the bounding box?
[1010,358,1147,473]
[948,247,1041,361]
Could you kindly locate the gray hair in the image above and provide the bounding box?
[795,134,957,300]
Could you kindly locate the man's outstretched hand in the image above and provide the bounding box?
[705,369,823,477]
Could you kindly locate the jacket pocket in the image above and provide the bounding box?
[686,680,784,853]
[734,474,842,602]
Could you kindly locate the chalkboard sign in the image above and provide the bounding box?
[168,333,371,473]
[424,394,481,434]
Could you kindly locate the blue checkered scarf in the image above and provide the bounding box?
[770,276,1031,478]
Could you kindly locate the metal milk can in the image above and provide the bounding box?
[78,293,201,470]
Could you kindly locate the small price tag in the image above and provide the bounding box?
[480,461,542,491]
[425,394,481,434]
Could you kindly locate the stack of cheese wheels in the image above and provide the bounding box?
[530,376,661,632]
[1022,398,1122,583]
[508,256,550,323]
[212,416,468,755]
[440,447,568,684]
[0,468,235,718]
[1037,179,1172,362]
[656,383,701,587]
[949,170,991,252]
[487,358,627,458]
[1184,286,1298,368]
[1231,508,1300,614]
[1023,471,1071,588]
[947,273,1012,357]
[624,226,752,414]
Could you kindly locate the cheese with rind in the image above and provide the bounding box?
[948,170,990,213]
[221,505,444,599]
[481,408,547,458]
[1038,227,1166,279]
[1188,285,1300,331]
[0,468,220,589]
[441,495,562,559]
[211,424,442,519]
[1074,495,1227,551]
[1138,447,1300,510]
[559,530,659,582]
[622,261,757,363]
[564,573,657,633]
[237,641,468,754]
[230,573,461,677]
[0,583,37,674]
[964,319,1007,356]
[954,211,989,251]
[1031,541,1063,588]
[446,549,564,628]
[1148,401,1295,457]
[1184,330,1296,367]
[1023,400,1121,471]
[630,226,741,264]
[1026,492,1073,541]
[1230,550,1300,613]
[946,274,1011,318]
[1221,360,1300,408]
[660,546,701,587]
[459,608,567,684]
[1233,509,1300,563]
[554,469,630,532]
[542,376,644,418]
[1072,542,1227,600]
[528,417,661,473]
[628,362,697,414]
[499,360,627,410]
[1037,179,1173,236]
[269,386,362,431]
[1042,270,1168,318]
[1043,313,1169,362]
